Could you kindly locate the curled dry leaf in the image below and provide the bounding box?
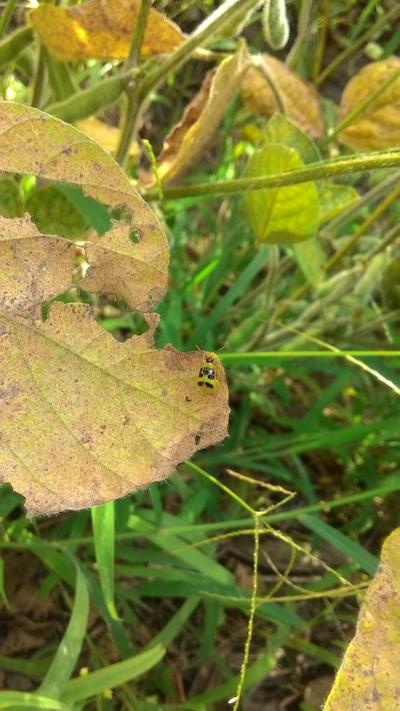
[157,44,252,184]
[0,102,229,515]
[338,57,400,151]
[323,528,400,710]
[241,55,324,139]
[29,0,185,62]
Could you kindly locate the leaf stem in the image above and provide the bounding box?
[144,150,400,200]
[0,0,18,40]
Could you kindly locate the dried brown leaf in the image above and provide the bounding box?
[0,214,76,315]
[338,57,400,151]
[29,0,185,62]
[0,102,168,310]
[157,45,252,184]
[0,102,229,516]
[241,55,324,139]
[0,305,229,516]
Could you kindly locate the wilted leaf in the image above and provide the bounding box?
[157,45,252,184]
[323,528,400,710]
[0,102,229,515]
[0,305,228,516]
[338,58,400,151]
[0,101,168,311]
[241,56,324,139]
[244,144,319,244]
[26,186,88,240]
[75,118,139,158]
[29,0,185,62]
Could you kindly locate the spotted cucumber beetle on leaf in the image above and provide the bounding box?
[197,353,220,390]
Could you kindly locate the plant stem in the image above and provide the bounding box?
[144,150,400,200]
[125,0,152,69]
[31,43,47,109]
[0,0,18,40]
[286,0,313,69]
[115,0,259,166]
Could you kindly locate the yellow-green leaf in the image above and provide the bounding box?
[157,44,252,184]
[29,0,185,62]
[323,528,400,710]
[261,113,321,164]
[318,183,359,224]
[243,144,320,244]
[338,57,400,151]
[293,238,326,286]
[241,55,324,139]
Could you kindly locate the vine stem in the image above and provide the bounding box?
[144,150,400,200]
[0,0,18,40]
[116,0,259,165]
[125,0,152,69]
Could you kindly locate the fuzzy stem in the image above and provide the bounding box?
[144,150,400,200]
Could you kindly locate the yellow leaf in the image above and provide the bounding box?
[323,528,400,710]
[338,57,400,151]
[29,0,185,62]
[241,55,324,139]
[0,102,229,516]
[75,118,138,158]
[157,44,252,184]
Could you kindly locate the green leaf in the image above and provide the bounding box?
[26,186,88,240]
[318,183,359,224]
[292,238,326,286]
[39,566,89,698]
[91,501,119,621]
[244,144,319,244]
[62,644,165,704]
[263,114,321,164]
[0,177,24,218]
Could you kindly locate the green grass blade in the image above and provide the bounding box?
[0,691,69,709]
[299,514,378,575]
[61,645,165,704]
[39,566,89,698]
[190,247,269,345]
[149,597,200,648]
[91,501,119,620]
